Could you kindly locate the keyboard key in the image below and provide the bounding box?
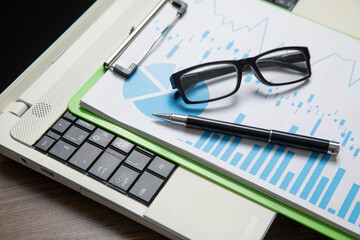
[129,171,164,204]
[136,146,155,157]
[35,135,55,152]
[46,130,61,140]
[49,140,76,161]
[105,148,126,160]
[68,142,102,170]
[109,165,139,191]
[147,156,175,178]
[111,137,134,154]
[63,110,77,121]
[63,126,89,146]
[124,150,152,171]
[51,118,71,134]
[89,128,114,148]
[89,151,123,181]
[75,119,96,131]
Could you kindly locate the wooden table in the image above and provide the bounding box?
[0,154,329,239]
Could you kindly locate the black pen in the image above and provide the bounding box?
[152,113,340,155]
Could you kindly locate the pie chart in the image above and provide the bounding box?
[123,63,208,119]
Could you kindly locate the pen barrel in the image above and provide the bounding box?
[270,130,329,154]
[186,116,270,141]
[186,115,333,154]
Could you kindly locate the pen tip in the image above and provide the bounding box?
[152,113,163,118]
[152,113,171,122]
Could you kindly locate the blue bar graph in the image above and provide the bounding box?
[339,119,345,128]
[337,184,360,219]
[194,131,211,149]
[260,146,286,181]
[310,114,323,136]
[270,151,295,185]
[309,176,329,205]
[240,144,261,171]
[354,148,360,159]
[230,152,243,166]
[166,39,182,59]
[200,48,212,63]
[280,172,295,190]
[275,96,283,106]
[234,113,246,124]
[244,74,252,83]
[220,137,242,162]
[290,152,319,195]
[328,208,336,214]
[348,202,360,224]
[342,131,352,149]
[289,125,299,134]
[319,168,346,210]
[250,143,274,175]
[307,94,315,103]
[226,40,234,50]
[203,133,221,153]
[211,135,231,157]
[200,30,210,41]
[300,154,330,200]
[211,113,245,157]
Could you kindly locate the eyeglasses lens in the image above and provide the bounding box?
[255,49,309,84]
[179,63,238,102]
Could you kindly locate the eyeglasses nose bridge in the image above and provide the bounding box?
[236,60,255,76]
[236,58,254,72]
[237,60,267,85]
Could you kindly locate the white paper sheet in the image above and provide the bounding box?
[81,0,360,237]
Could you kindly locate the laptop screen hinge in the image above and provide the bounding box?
[6,101,29,117]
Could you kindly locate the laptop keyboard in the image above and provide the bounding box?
[34,110,177,205]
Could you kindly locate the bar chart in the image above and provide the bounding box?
[180,110,360,228]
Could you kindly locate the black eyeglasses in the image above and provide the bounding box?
[170,46,311,104]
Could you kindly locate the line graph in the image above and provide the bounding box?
[213,0,269,54]
[312,53,360,87]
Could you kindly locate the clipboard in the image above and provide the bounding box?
[68,1,359,239]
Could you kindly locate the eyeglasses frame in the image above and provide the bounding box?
[170,46,311,104]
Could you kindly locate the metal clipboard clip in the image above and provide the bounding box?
[104,0,187,78]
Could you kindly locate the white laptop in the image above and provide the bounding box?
[0,1,275,239]
[1,0,359,239]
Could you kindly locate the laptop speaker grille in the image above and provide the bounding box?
[31,102,52,118]
[10,64,91,146]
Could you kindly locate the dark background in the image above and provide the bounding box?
[0,1,330,239]
[1,0,95,93]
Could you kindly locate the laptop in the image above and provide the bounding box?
[1,0,359,239]
[1,1,275,239]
